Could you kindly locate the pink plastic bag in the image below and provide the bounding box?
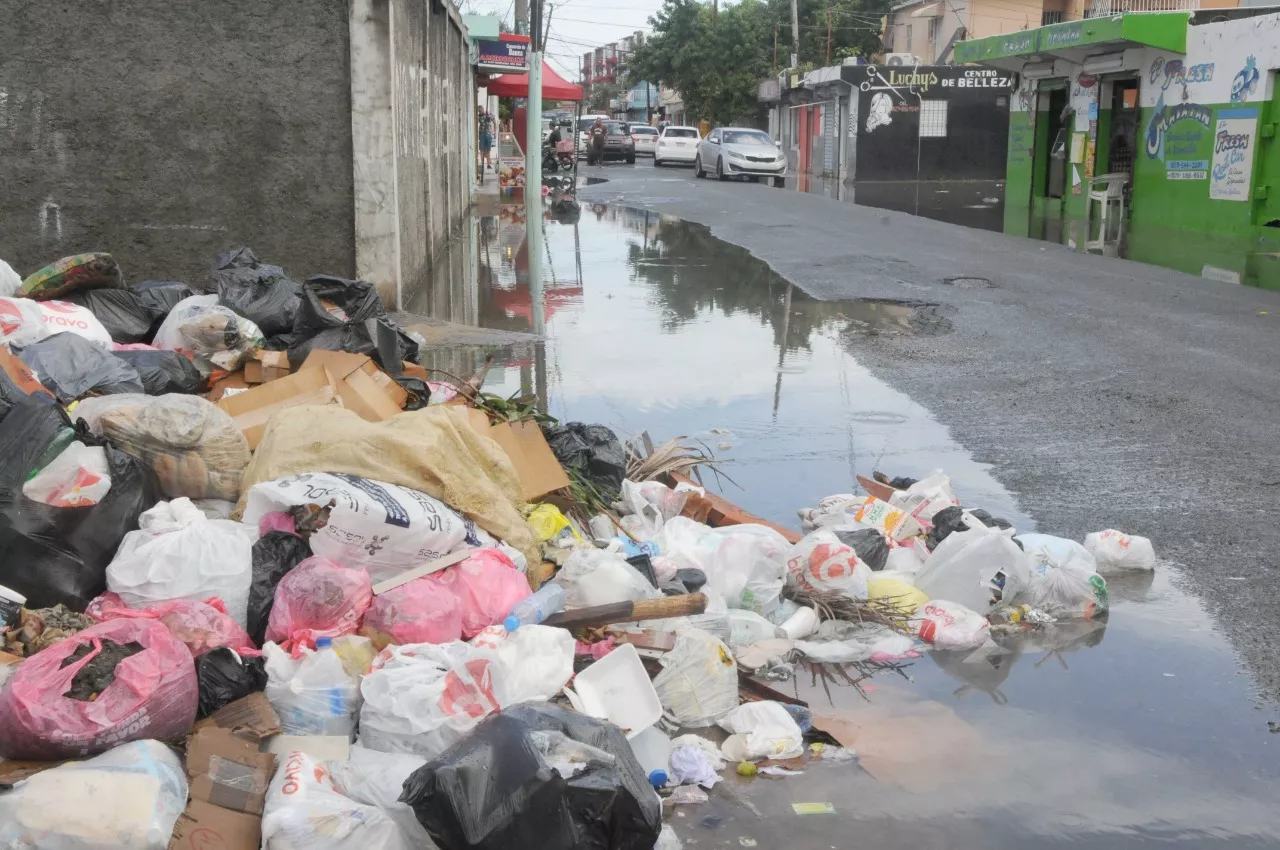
[0,618,198,759]
[428,548,531,638]
[360,577,461,647]
[265,556,372,653]
[87,591,257,656]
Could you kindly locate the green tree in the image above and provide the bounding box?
[587,81,625,113]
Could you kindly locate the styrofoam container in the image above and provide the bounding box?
[565,643,662,739]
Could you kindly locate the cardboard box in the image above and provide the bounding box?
[402,360,428,381]
[244,350,291,385]
[193,692,282,740]
[457,410,570,501]
[300,350,408,411]
[207,371,251,402]
[168,798,262,850]
[215,367,340,449]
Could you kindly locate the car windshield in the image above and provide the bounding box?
[663,128,698,138]
[579,117,606,131]
[632,126,658,135]
[723,130,773,146]
[606,123,628,136]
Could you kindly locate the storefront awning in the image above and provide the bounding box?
[954,12,1187,71]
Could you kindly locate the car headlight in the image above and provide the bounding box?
[728,151,746,161]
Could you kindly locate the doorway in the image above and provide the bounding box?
[1042,88,1069,199]
[1106,79,1140,178]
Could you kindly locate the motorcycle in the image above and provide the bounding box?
[542,140,575,172]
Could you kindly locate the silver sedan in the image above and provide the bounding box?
[694,127,787,186]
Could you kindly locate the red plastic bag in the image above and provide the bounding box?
[0,618,197,759]
[86,591,257,657]
[265,556,372,653]
[428,548,531,639]
[361,578,461,647]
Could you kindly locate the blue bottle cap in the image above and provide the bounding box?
[503,616,520,632]
[648,769,668,788]
[314,636,333,648]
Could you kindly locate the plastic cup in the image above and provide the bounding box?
[778,606,819,639]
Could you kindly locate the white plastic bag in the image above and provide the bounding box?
[359,626,574,758]
[243,473,476,585]
[1020,533,1108,618]
[326,747,436,849]
[885,546,926,574]
[152,293,264,370]
[0,296,50,347]
[912,599,990,651]
[0,259,21,298]
[786,528,873,599]
[106,497,254,627]
[887,471,958,525]
[657,518,789,614]
[726,609,781,647]
[552,548,662,609]
[37,300,113,348]
[0,739,187,850]
[262,751,414,850]
[717,701,803,762]
[913,525,1031,614]
[264,640,365,738]
[1084,529,1156,571]
[652,627,738,727]
[615,479,689,542]
[21,441,112,507]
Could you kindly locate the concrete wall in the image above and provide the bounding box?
[0,0,355,286]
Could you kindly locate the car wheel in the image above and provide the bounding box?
[626,155,636,164]
[694,155,704,178]
[773,176,785,188]
[654,159,662,167]
[748,175,759,184]
[716,158,728,181]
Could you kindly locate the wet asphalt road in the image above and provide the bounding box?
[578,160,1280,705]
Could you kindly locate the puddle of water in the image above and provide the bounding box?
[413,205,1280,848]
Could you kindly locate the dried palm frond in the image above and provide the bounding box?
[625,434,728,486]
[784,586,914,634]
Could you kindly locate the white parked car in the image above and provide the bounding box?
[630,124,659,156]
[694,127,787,186]
[653,126,700,166]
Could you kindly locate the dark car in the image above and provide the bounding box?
[588,121,636,165]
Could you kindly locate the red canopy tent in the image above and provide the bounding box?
[486,61,584,101]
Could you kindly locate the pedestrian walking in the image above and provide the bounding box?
[478,108,495,174]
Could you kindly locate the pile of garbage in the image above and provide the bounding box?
[0,251,1158,850]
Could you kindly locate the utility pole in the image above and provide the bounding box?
[515,0,527,34]
[542,2,555,62]
[525,0,545,339]
[826,8,832,65]
[789,0,800,68]
[773,23,779,70]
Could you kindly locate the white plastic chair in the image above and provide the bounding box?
[1086,173,1129,252]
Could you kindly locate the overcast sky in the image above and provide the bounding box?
[462,0,667,82]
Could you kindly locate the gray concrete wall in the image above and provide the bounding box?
[0,0,356,287]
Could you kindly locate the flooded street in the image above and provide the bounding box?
[415,199,1280,848]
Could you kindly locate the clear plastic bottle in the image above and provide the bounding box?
[288,637,360,738]
[503,583,567,631]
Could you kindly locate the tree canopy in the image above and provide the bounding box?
[629,0,892,125]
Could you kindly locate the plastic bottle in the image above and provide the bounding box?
[303,637,359,738]
[25,427,78,480]
[628,724,671,778]
[503,583,567,631]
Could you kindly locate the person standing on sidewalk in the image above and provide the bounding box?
[478,108,495,175]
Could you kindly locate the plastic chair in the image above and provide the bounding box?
[1086,173,1129,252]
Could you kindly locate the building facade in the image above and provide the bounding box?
[956,8,1280,285]
[0,0,475,303]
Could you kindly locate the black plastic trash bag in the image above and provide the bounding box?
[0,365,37,423]
[833,527,890,571]
[196,647,269,718]
[61,288,154,344]
[212,246,302,337]
[135,280,197,336]
[112,349,203,395]
[396,376,431,411]
[0,394,160,610]
[287,275,418,370]
[543,422,627,499]
[926,505,1015,551]
[247,530,312,646]
[15,332,145,403]
[400,703,662,850]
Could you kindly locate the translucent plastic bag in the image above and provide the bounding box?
[360,576,461,648]
[552,547,659,611]
[0,739,187,850]
[0,619,198,759]
[1084,529,1156,572]
[76,393,251,502]
[0,258,20,298]
[786,528,874,600]
[657,518,789,613]
[264,639,365,737]
[913,524,1031,614]
[87,591,256,656]
[652,627,738,727]
[242,472,476,585]
[0,295,50,347]
[16,332,144,402]
[1025,561,1108,619]
[265,556,373,652]
[152,293,264,371]
[106,497,255,628]
[325,745,434,849]
[21,440,112,507]
[912,599,990,651]
[718,701,803,762]
[429,548,530,638]
[262,751,408,850]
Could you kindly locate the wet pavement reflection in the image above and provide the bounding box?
[420,204,1280,848]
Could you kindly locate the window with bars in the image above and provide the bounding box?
[1041,10,1065,24]
[918,100,948,138]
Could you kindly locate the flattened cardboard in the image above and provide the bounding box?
[402,360,428,380]
[0,347,53,397]
[263,735,351,761]
[192,692,281,741]
[300,349,408,411]
[500,419,571,500]
[215,367,340,448]
[186,729,276,814]
[207,371,250,402]
[167,797,261,850]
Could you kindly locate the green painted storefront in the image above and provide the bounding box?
[957,12,1280,289]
